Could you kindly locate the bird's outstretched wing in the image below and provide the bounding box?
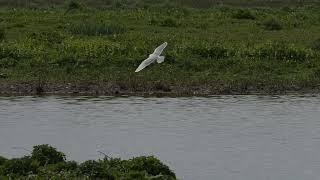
[135,57,156,72]
[153,42,168,56]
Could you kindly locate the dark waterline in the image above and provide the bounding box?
[1,95,320,180]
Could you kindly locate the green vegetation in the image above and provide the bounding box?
[0,144,176,179]
[311,38,320,50]
[0,0,319,8]
[232,9,256,20]
[67,22,125,36]
[0,1,320,95]
[262,17,283,30]
[0,28,4,41]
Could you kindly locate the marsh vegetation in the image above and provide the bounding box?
[0,1,320,95]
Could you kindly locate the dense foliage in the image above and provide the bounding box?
[0,144,176,179]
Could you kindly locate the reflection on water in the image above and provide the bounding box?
[1,95,320,180]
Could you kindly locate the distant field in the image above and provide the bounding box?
[0,0,319,8]
[0,3,320,95]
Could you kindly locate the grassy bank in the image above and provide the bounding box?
[0,3,320,95]
[0,144,176,179]
[0,0,319,8]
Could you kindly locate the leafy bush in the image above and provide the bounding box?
[31,144,65,166]
[39,161,78,173]
[0,144,176,179]
[263,17,282,30]
[68,22,125,36]
[125,156,176,178]
[2,156,39,176]
[122,171,148,179]
[79,160,115,179]
[0,156,7,165]
[232,9,256,20]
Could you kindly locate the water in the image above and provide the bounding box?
[1,95,320,180]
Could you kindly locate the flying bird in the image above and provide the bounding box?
[135,42,168,72]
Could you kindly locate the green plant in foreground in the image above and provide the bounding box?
[2,156,39,176]
[0,144,176,179]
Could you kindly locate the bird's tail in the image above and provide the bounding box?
[156,56,165,63]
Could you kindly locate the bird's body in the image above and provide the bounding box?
[135,42,167,72]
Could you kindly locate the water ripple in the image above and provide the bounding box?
[1,95,320,180]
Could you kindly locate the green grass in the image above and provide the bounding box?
[0,4,320,94]
[0,0,319,8]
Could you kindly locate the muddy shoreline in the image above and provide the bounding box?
[1,80,320,96]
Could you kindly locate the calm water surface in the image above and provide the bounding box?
[1,95,320,180]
